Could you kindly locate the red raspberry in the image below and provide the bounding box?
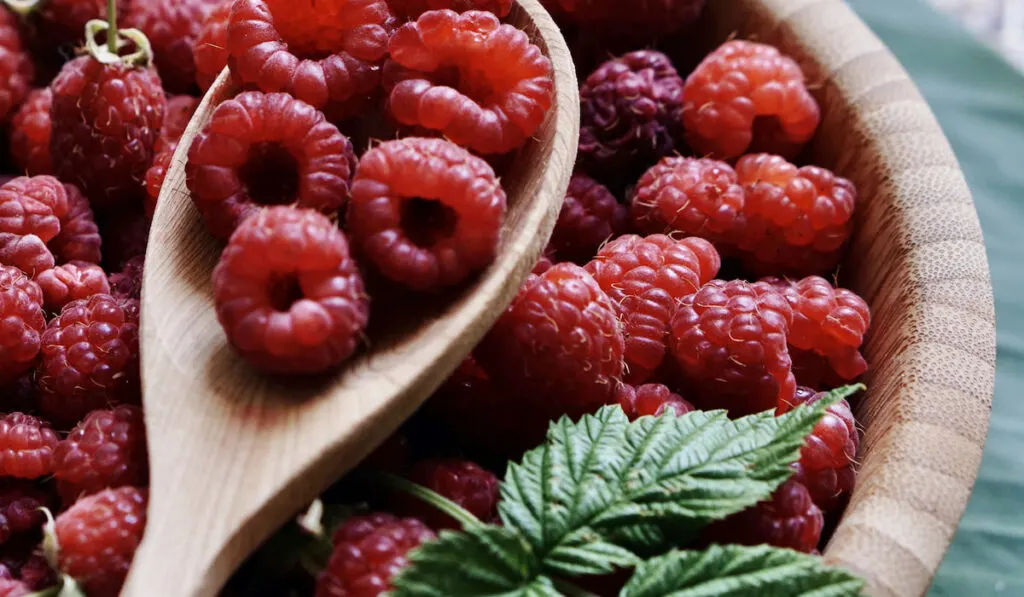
[50,185,102,267]
[108,256,144,302]
[616,382,694,420]
[226,0,393,118]
[97,207,148,273]
[0,10,32,125]
[585,234,720,383]
[669,279,795,416]
[37,295,141,428]
[0,480,52,545]
[735,155,857,276]
[0,579,28,596]
[8,89,51,176]
[348,138,506,291]
[34,262,110,313]
[0,413,57,479]
[385,10,553,154]
[145,140,176,220]
[187,91,356,240]
[193,0,231,92]
[708,478,823,553]
[541,0,704,41]
[389,0,511,19]
[578,51,683,178]
[0,234,51,281]
[124,0,223,93]
[315,513,435,597]
[0,176,68,248]
[53,405,148,506]
[0,266,44,385]
[162,95,201,143]
[401,459,499,529]
[213,207,369,374]
[548,174,627,265]
[54,486,147,597]
[682,40,820,160]
[476,263,625,438]
[50,56,166,208]
[14,554,54,591]
[790,348,847,391]
[30,0,124,56]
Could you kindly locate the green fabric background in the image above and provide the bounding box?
[850,1,1024,594]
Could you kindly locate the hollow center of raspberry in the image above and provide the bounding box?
[751,116,788,151]
[434,66,495,105]
[401,198,458,248]
[241,143,300,206]
[268,273,304,311]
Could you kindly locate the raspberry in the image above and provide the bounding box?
[0,413,57,479]
[14,554,54,591]
[682,40,820,160]
[585,234,720,383]
[0,266,44,385]
[213,207,369,374]
[226,0,393,118]
[50,56,166,208]
[34,262,110,313]
[187,91,356,240]
[541,0,705,41]
[49,185,102,266]
[53,405,148,506]
[532,250,555,275]
[162,95,201,143]
[0,10,32,125]
[707,478,823,553]
[385,10,553,154]
[616,382,694,420]
[0,579,28,597]
[8,89,51,176]
[108,256,144,302]
[790,348,847,391]
[54,486,147,597]
[388,0,511,19]
[193,0,231,92]
[316,514,435,597]
[402,459,499,529]
[476,263,625,438]
[37,295,141,428]
[735,155,857,276]
[347,138,506,291]
[145,140,176,221]
[669,279,795,415]
[97,207,149,273]
[124,0,223,93]
[0,480,52,545]
[31,0,124,56]
[0,235,51,280]
[0,176,68,247]
[578,51,683,179]
[548,174,627,264]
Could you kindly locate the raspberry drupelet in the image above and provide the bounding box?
[0,266,45,385]
[0,10,33,125]
[50,185,101,266]
[347,138,507,291]
[386,10,553,154]
[108,256,144,302]
[735,154,857,276]
[53,405,148,506]
[548,174,628,265]
[401,459,500,529]
[192,0,231,92]
[585,234,720,383]
[707,478,823,553]
[187,91,357,240]
[34,262,110,312]
[682,40,820,160]
[669,279,795,416]
[389,0,511,19]
[8,89,52,176]
[541,0,705,41]
[0,480,52,549]
[226,0,394,118]
[315,513,436,597]
[0,176,68,257]
[145,140,176,220]
[616,382,695,420]
[162,95,201,143]
[0,413,57,479]
[124,0,222,93]
[213,207,370,374]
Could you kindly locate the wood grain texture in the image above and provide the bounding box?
[700,1,996,595]
[122,1,578,595]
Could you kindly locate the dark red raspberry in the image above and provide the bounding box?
[37,295,141,428]
[578,51,683,178]
[34,262,110,313]
[682,40,820,160]
[585,234,720,383]
[162,95,201,143]
[226,0,393,118]
[348,138,506,291]
[8,89,51,176]
[192,0,231,92]
[124,0,222,93]
[735,155,857,276]
[385,10,553,154]
[0,480,52,545]
[145,140,176,220]
[616,382,694,420]
[108,256,144,302]
[50,185,102,266]
[669,279,795,416]
[50,56,166,208]
[0,579,28,596]
[54,486,147,597]
[14,554,55,591]
[790,348,848,391]
[30,0,125,56]
[388,0,511,19]
[213,207,369,374]
[402,459,499,529]
[187,91,356,240]
[0,266,44,385]
[315,513,435,597]
[548,174,627,264]
[0,413,57,479]
[707,478,823,553]
[541,0,704,41]
[0,10,32,125]
[53,405,148,506]
[97,206,149,273]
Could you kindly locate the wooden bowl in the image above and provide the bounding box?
[698,1,995,595]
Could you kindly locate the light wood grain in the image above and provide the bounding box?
[699,1,996,595]
[121,1,578,595]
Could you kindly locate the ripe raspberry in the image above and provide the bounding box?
[735,155,857,276]
[548,174,627,264]
[616,382,694,420]
[53,405,148,506]
[213,207,369,374]
[348,138,506,291]
[50,185,102,266]
[0,413,57,479]
[790,348,847,391]
[37,295,141,428]
[145,140,176,220]
[0,579,28,597]
[162,95,201,143]
[388,0,511,19]
[0,176,68,247]
[0,480,52,545]
[193,0,231,92]
[54,486,147,597]
[578,51,683,178]
[315,513,435,597]
[50,56,166,208]
[124,0,223,93]
[0,266,44,385]
[226,0,393,118]
[14,554,54,591]
[30,0,124,56]
[532,249,555,275]
[108,256,144,302]
[34,262,111,312]
[8,89,51,176]
[682,40,820,160]
[386,10,553,154]
[0,10,32,125]
[0,235,51,280]
[707,478,823,553]
[476,263,625,438]
[402,459,499,529]
[669,279,795,415]
[97,207,148,273]
[187,91,356,240]
[585,234,720,383]
[541,0,705,41]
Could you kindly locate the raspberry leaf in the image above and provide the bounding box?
[619,544,866,596]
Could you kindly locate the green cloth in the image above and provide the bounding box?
[850,1,1024,595]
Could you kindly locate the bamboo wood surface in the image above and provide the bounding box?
[121,1,578,594]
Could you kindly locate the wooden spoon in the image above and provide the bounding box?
[121,1,578,594]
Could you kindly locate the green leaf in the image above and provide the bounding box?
[619,545,866,597]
